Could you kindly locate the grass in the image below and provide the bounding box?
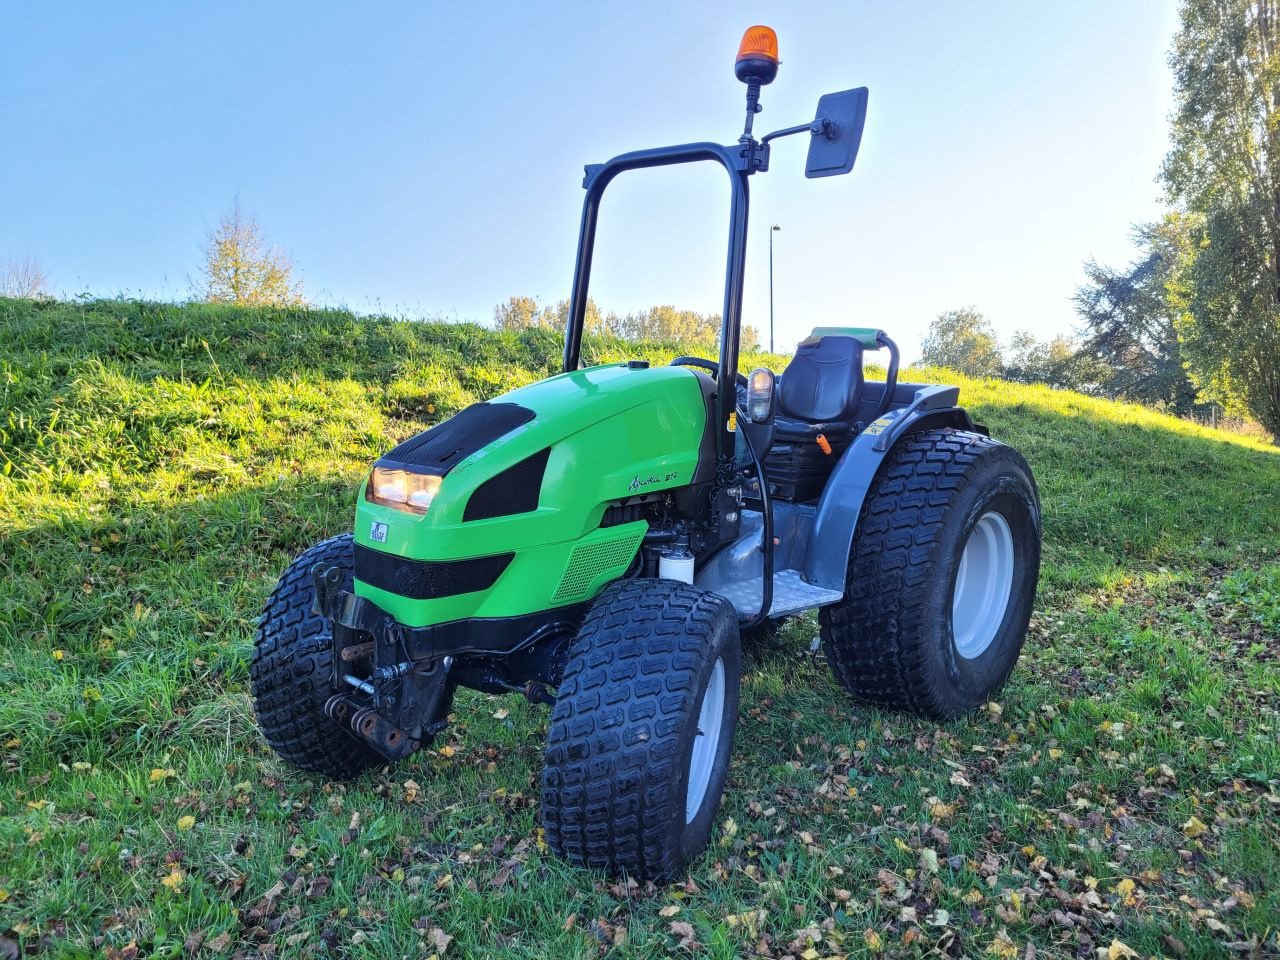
[1,296,1278,959]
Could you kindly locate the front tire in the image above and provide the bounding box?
[250,534,382,779]
[541,579,741,880]
[819,429,1041,719]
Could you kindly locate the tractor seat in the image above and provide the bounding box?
[774,333,865,439]
[765,332,866,502]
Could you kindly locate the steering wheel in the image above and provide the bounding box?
[670,356,749,389]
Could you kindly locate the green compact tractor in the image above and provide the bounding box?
[251,26,1041,880]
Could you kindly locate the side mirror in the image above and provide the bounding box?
[805,87,869,179]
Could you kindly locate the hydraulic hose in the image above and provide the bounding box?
[735,408,774,631]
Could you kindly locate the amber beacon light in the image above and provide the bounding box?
[735,25,779,85]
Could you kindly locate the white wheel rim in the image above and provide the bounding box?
[686,656,726,824]
[951,511,1015,660]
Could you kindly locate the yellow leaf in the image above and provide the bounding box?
[1182,816,1208,838]
[2,737,19,748]
[52,649,64,661]
[987,930,1019,959]
[177,815,196,831]
[492,708,509,721]
[82,686,102,702]
[149,768,175,782]
[26,799,46,810]
[659,905,680,917]
[161,868,184,891]
[438,744,456,758]
[0,888,9,903]
[863,928,884,952]
[1114,877,1136,904]
[893,837,912,852]
[1048,748,1063,760]
[1107,940,1139,960]
[801,950,820,960]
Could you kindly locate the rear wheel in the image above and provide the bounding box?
[251,534,382,779]
[819,428,1041,719]
[541,579,741,880]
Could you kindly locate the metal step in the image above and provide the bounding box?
[709,568,844,619]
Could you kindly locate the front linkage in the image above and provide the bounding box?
[312,563,453,760]
[311,563,568,760]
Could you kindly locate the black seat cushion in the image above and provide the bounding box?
[777,335,865,426]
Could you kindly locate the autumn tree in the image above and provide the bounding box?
[1163,0,1280,434]
[1,255,50,299]
[491,297,758,348]
[919,308,1004,378]
[202,201,303,306]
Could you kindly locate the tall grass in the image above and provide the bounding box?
[1,297,1277,958]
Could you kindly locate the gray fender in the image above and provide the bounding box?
[802,385,981,592]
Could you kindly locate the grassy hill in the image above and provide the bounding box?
[1,297,1278,958]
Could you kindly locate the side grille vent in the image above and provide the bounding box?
[552,530,645,604]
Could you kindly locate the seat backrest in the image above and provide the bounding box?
[778,334,864,422]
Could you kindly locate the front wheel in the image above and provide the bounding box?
[540,579,741,880]
[250,534,382,779]
[820,428,1041,719]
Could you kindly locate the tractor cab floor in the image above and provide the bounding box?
[712,568,844,619]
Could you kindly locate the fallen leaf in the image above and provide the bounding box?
[1182,816,1208,838]
[670,921,697,948]
[161,868,184,891]
[177,815,196,831]
[429,928,453,954]
[1106,941,1139,960]
[988,929,1019,959]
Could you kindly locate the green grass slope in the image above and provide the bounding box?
[1,297,1278,958]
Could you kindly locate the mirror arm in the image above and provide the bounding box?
[761,118,838,148]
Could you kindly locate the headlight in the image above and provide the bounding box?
[746,368,776,423]
[365,467,442,514]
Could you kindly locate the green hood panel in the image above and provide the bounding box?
[352,363,709,625]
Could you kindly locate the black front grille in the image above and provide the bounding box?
[379,402,535,476]
[463,447,551,522]
[354,544,514,600]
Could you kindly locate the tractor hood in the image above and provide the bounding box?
[351,362,710,625]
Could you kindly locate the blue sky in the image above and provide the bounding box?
[2,1,1178,359]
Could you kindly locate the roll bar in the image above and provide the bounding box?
[562,141,757,463]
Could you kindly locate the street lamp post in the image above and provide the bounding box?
[769,224,781,353]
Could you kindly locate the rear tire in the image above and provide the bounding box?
[251,534,382,779]
[541,579,740,880]
[819,429,1041,719]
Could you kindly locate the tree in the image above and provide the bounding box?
[494,296,543,331]
[1162,0,1280,435]
[1072,222,1201,413]
[202,201,303,306]
[919,308,1004,378]
[1,255,50,299]
[490,297,759,348]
